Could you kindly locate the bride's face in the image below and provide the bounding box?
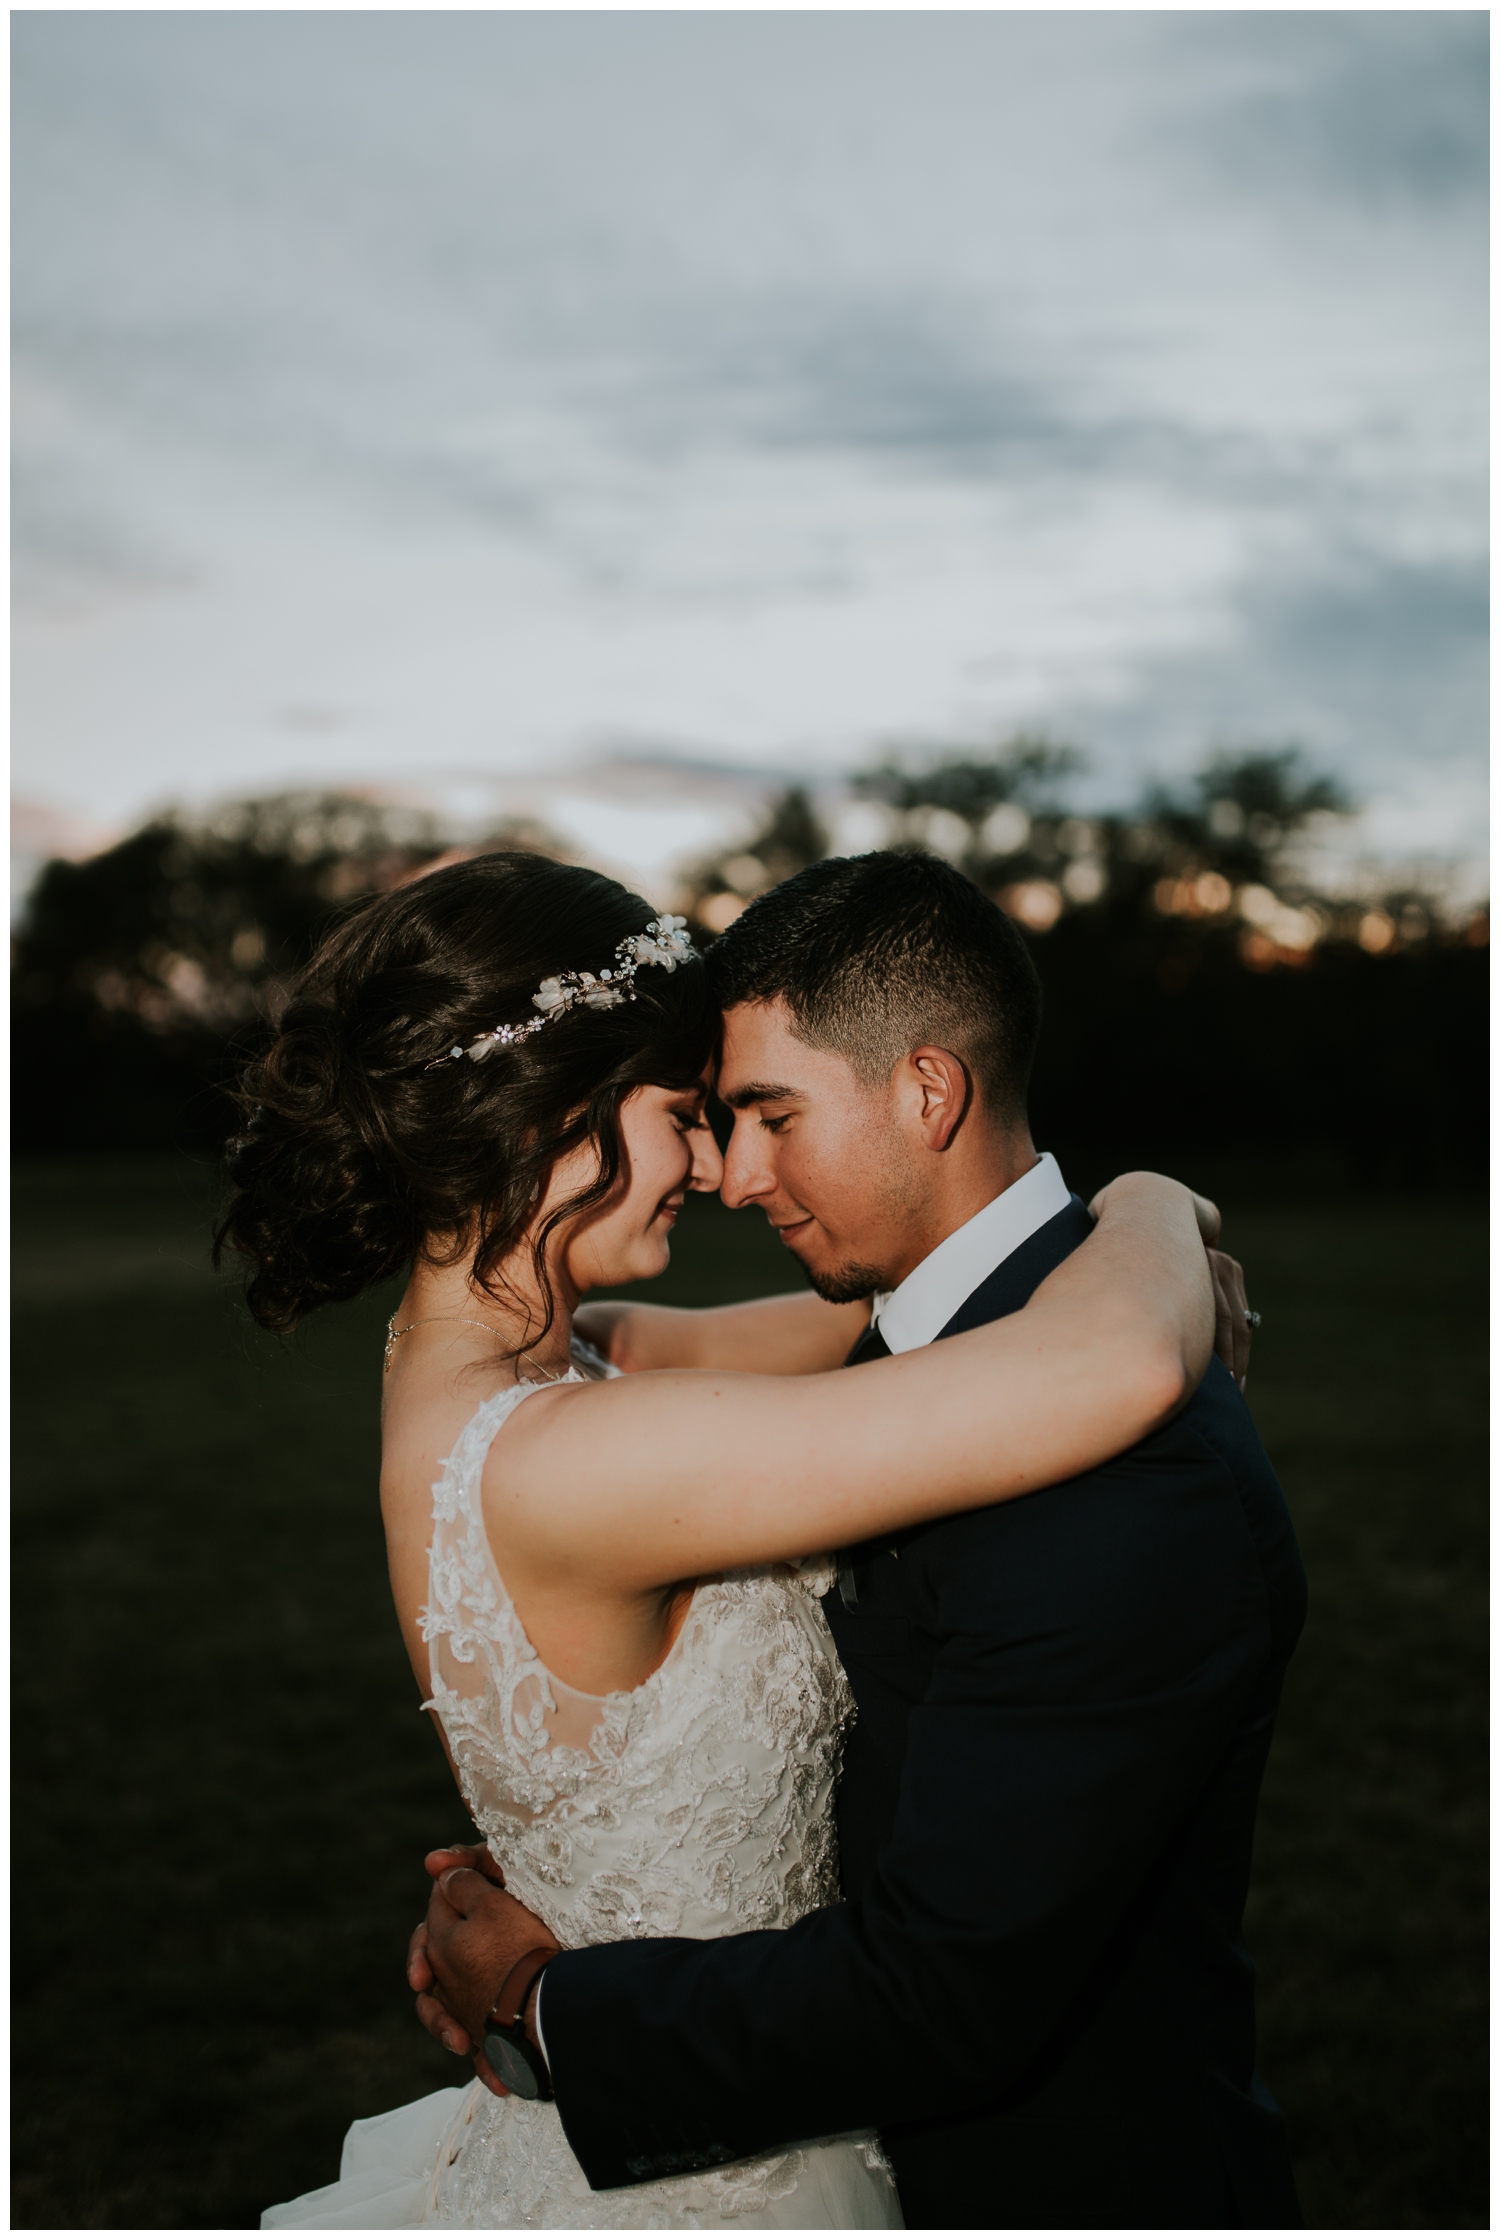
[552,1076,723,1294]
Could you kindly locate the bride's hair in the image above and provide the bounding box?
[214,851,715,1338]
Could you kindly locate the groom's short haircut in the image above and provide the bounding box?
[708,851,1043,1124]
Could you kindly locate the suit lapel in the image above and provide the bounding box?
[835,1195,1093,1605]
[933,1196,1093,1339]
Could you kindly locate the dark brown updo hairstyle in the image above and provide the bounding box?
[214,851,716,1340]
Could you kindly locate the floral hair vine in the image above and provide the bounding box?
[426,916,697,1070]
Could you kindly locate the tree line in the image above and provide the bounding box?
[13,748,1486,1178]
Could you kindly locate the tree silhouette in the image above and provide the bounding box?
[853,735,1083,863]
[11,792,554,1151]
[683,787,831,936]
[1143,749,1352,889]
[11,765,1485,1175]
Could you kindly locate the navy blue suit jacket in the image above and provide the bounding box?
[541,1200,1307,2228]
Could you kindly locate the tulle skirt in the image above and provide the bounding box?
[262,2078,904,2230]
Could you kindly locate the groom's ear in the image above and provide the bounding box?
[903,1046,973,1153]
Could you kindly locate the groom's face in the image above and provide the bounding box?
[716,998,927,1301]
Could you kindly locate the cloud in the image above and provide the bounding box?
[10,10,1487,845]
[1060,549,1488,797]
[1174,14,1488,212]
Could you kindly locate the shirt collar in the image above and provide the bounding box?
[871,1152,1073,1356]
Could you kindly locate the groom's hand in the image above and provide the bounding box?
[407,1843,502,2023]
[413,1847,559,2098]
[408,1844,519,2097]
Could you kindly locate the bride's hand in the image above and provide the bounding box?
[1206,1247,1254,1389]
[1088,1174,1250,1387]
[1090,1172,1220,1246]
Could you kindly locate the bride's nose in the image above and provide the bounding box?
[688,1124,725,1194]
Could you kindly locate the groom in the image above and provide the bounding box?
[411,851,1307,2229]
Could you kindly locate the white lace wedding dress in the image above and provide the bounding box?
[263,1351,902,2230]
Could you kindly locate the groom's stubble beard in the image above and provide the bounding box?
[787,1120,930,1306]
[804,1256,894,1305]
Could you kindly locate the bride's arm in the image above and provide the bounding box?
[576,1181,1226,1379]
[574,1291,871,1376]
[495,1174,1216,1590]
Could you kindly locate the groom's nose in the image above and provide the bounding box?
[719,1114,776,1210]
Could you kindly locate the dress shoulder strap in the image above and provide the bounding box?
[422,1368,612,1798]
[429,1341,612,1528]
[430,1378,558,1531]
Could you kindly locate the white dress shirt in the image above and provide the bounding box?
[870,1151,1073,1354]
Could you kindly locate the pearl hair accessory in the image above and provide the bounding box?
[426,916,697,1070]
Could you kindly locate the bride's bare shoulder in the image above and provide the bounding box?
[381,1378,469,1477]
[474,1372,601,1490]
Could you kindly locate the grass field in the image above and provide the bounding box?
[12,1155,1487,2229]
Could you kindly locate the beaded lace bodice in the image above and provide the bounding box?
[412,1356,899,2227]
[420,1356,855,1948]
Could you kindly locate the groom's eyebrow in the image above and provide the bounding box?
[721,1081,806,1110]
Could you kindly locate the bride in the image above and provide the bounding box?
[220,851,1222,2230]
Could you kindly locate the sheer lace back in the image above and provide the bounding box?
[424,1359,623,1815]
[420,1340,854,1947]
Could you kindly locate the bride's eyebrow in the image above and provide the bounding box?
[721,1081,806,1110]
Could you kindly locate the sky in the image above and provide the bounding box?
[12,10,1489,889]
